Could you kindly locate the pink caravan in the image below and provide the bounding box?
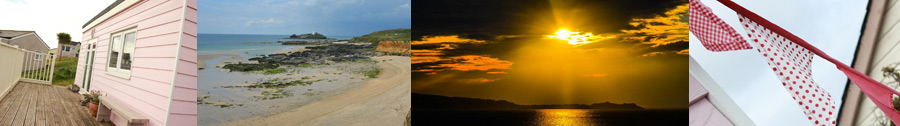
[74,0,197,125]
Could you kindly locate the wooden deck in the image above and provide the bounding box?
[0,82,109,126]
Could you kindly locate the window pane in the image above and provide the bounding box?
[121,32,135,70]
[108,35,121,68]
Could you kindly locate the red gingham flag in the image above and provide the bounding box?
[695,0,900,125]
[689,0,753,52]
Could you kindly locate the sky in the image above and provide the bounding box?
[412,0,688,109]
[198,0,411,36]
[0,0,115,48]
[689,0,867,125]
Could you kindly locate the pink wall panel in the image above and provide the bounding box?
[177,47,197,63]
[170,92,196,112]
[133,44,177,58]
[180,33,197,50]
[135,32,180,48]
[94,0,175,34]
[167,114,197,126]
[182,16,197,36]
[131,57,176,72]
[175,56,197,76]
[91,76,167,125]
[174,74,197,89]
[128,76,173,96]
[129,66,174,83]
[75,0,194,125]
[94,75,170,110]
[172,86,195,101]
[170,1,199,123]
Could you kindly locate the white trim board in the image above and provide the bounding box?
[690,56,757,126]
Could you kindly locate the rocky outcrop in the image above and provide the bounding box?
[251,44,380,65]
[375,40,410,55]
[288,33,327,39]
[278,39,340,45]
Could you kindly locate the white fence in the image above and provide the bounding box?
[0,42,25,97]
[0,42,55,87]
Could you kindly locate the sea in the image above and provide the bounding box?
[198,34,353,56]
[413,109,686,126]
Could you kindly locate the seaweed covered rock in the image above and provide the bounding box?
[221,63,279,72]
[248,44,380,65]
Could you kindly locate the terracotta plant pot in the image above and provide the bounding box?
[89,102,99,116]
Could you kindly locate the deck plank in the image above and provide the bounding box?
[0,82,108,126]
[24,83,38,126]
[13,83,36,126]
[0,83,26,124]
[1,83,30,126]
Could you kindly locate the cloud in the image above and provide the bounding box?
[303,0,318,6]
[431,55,513,71]
[619,3,689,56]
[245,18,286,26]
[458,78,501,84]
[413,35,485,45]
[398,3,410,8]
[412,55,514,75]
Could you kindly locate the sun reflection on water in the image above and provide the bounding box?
[533,109,598,126]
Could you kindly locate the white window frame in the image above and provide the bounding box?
[106,28,137,79]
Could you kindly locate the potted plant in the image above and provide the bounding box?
[88,90,102,116]
[81,94,90,106]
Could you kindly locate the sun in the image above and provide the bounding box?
[548,29,612,46]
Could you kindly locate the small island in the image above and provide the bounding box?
[413,93,644,110]
[287,32,327,39]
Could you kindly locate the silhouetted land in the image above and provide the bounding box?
[413,93,644,110]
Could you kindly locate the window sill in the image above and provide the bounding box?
[106,69,131,79]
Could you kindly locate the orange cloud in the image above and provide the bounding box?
[412,49,445,56]
[677,49,689,55]
[431,55,514,71]
[621,4,688,47]
[413,35,485,45]
[412,56,443,64]
[486,71,508,74]
[458,78,501,83]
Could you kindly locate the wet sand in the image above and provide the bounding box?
[276,46,307,55]
[198,54,239,70]
[225,56,411,126]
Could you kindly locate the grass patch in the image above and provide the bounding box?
[364,67,381,78]
[297,64,313,68]
[19,57,77,86]
[263,68,287,75]
[351,28,411,44]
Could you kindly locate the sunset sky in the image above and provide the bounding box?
[412,0,688,109]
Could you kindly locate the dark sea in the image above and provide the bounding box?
[413,109,686,126]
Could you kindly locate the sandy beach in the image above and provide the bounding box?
[276,46,307,55]
[225,56,411,126]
